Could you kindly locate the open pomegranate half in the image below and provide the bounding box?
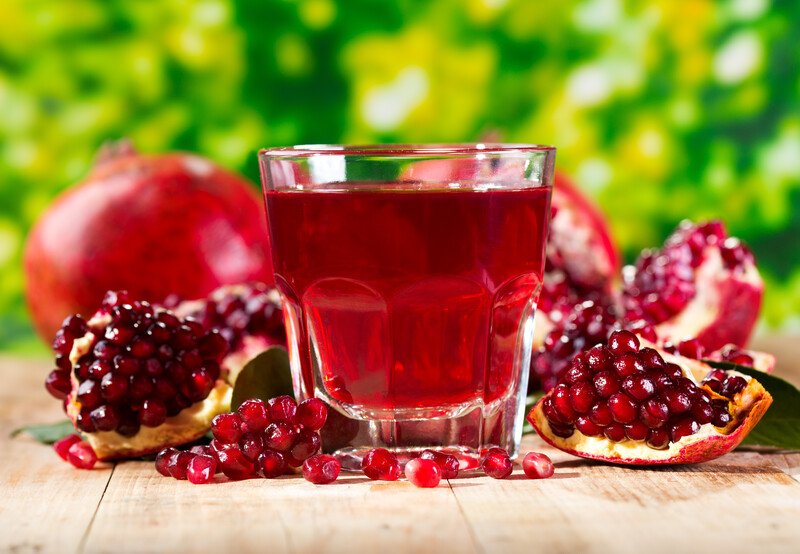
[528,330,771,465]
[45,291,232,460]
[621,220,763,353]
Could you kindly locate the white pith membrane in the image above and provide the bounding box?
[65,313,232,460]
[639,247,762,344]
[531,351,769,463]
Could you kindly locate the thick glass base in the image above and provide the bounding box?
[319,390,528,471]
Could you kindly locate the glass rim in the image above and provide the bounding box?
[259,143,556,159]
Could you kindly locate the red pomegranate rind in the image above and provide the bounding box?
[622,220,763,353]
[24,148,273,342]
[547,173,620,293]
[528,358,772,466]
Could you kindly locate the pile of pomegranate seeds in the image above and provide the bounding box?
[541,330,735,447]
[155,396,329,484]
[46,290,228,436]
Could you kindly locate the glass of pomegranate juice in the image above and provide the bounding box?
[259,144,555,470]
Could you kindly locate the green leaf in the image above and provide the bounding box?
[12,420,76,444]
[231,346,294,411]
[522,391,544,435]
[704,360,800,450]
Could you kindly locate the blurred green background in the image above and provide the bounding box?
[1,0,799,352]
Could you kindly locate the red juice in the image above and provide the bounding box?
[265,184,551,418]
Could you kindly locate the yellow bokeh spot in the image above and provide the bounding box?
[299,0,336,30]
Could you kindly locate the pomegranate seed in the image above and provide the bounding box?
[404,458,441,488]
[586,345,613,371]
[237,399,271,432]
[54,434,82,461]
[569,382,596,414]
[522,452,554,479]
[419,450,459,480]
[639,347,666,369]
[215,445,256,480]
[647,427,670,449]
[712,402,733,427]
[100,372,128,402]
[677,339,705,359]
[268,395,297,422]
[77,380,102,410]
[608,330,639,355]
[662,389,691,414]
[303,454,341,484]
[264,422,296,451]
[139,398,167,427]
[90,404,120,431]
[187,454,217,484]
[691,401,714,424]
[603,423,626,442]
[45,370,72,400]
[155,447,178,476]
[212,413,244,443]
[575,416,602,436]
[613,353,644,377]
[67,442,97,470]
[592,371,620,398]
[258,449,288,478]
[239,432,265,462]
[563,358,592,383]
[720,376,747,398]
[624,421,649,441]
[669,417,700,442]
[640,399,669,428]
[621,375,655,401]
[296,398,328,431]
[608,393,638,424]
[362,448,402,481]
[167,451,194,480]
[481,447,513,479]
[552,384,577,423]
[288,429,321,465]
[589,402,614,426]
[199,330,228,360]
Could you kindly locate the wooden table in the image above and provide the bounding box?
[2,335,800,553]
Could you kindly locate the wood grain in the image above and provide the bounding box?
[1,332,799,553]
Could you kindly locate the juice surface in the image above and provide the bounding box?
[265,184,551,414]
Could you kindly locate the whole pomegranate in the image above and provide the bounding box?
[24,142,273,341]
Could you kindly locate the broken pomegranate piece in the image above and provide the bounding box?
[171,283,286,382]
[528,330,771,465]
[621,220,763,353]
[45,291,233,460]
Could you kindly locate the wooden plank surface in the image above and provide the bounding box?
[1,333,799,553]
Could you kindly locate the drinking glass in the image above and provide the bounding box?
[259,144,555,470]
